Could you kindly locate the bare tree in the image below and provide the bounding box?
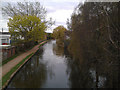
[2,2,47,20]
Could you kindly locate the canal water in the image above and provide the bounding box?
[7,40,70,88]
[7,40,119,88]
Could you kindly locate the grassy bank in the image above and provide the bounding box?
[1,53,33,88]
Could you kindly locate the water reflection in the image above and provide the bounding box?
[53,40,64,57]
[65,51,119,88]
[7,40,69,88]
[7,40,119,88]
[8,47,47,88]
[53,40,119,88]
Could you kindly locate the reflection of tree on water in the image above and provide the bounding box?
[8,47,48,88]
[58,39,119,88]
[7,40,119,88]
[65,46,119,88]
[65,58,93,88]
[53,40,64,57]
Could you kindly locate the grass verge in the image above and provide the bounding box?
[1,53,33,87]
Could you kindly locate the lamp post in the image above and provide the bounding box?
[2,28,3,33]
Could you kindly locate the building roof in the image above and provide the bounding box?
[0,32,10,35]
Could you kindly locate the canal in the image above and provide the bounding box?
[7,40,119,88]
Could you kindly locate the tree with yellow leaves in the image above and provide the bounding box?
[52,26,67,41]
[8,15,46,46]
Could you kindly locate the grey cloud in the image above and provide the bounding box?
[56,21,66,25]
[45,1,79,13]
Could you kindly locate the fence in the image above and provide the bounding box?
[2,46,15,61]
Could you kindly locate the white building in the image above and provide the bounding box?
[0,32,11,46]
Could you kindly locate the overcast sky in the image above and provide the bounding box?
[0,0,84,33]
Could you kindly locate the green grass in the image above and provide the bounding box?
[1,53,33,87]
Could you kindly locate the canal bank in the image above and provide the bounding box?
[1,40,48,89]
[3,40,119,88]
[6,40,70,88]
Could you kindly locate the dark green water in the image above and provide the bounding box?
[7,40,119,88]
